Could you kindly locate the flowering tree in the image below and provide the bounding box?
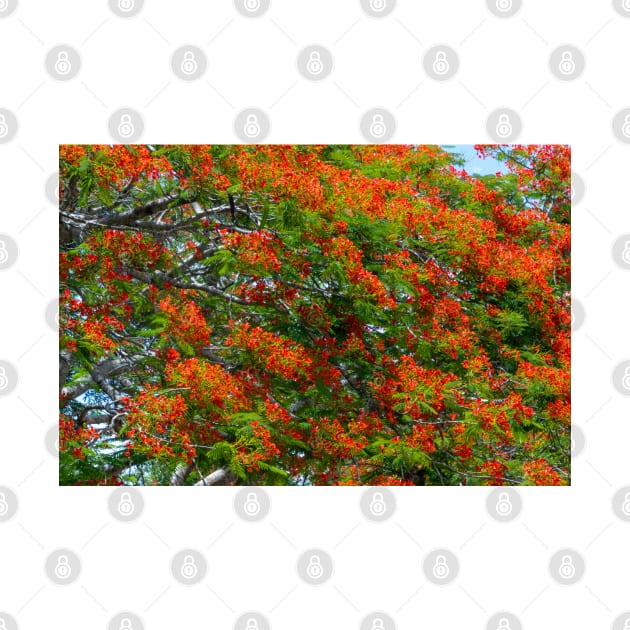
[59,144,570,486]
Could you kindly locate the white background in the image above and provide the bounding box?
[0,0,629,628]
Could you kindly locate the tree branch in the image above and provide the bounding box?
[170,463,193,486]
[193,467,229,486]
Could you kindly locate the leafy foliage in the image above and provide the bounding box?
[59,144,570,486]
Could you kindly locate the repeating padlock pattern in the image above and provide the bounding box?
[1,1,629,628]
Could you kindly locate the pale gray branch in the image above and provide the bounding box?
[170,463,194,486]
[193,467,229,486]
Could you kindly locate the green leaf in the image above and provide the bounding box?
[256,461,289,484]
[149,312,170,332]
[204,249,236,276]
[97,186,114,206]
[278,198,305,229]
[208,441,235,467]
[229,412,263,424]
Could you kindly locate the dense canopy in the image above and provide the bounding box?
[59,144,570,486]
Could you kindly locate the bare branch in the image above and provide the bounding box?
[170,463,194,486]
[193,467,230,486]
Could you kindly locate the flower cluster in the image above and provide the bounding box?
[165,358,249,413]
[222,230,282,273]
[522,459,564,486]
[158,295,212,351]
[226,323,312,381]
[325,236,396,308]
[59,143,570,486]
[59,414,99,460]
